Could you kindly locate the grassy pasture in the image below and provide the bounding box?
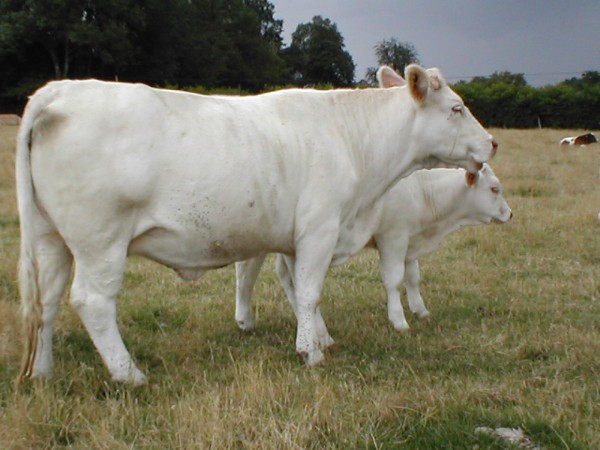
[0,124,598,449]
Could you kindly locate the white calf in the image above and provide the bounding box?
[236,165,512,332]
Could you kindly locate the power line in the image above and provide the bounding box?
[445,70,593,81]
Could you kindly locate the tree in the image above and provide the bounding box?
[0,0,144,79]
[220,0,287,89]
[454,74,534,127]
[283,16,355,87]
[471,71,527,87]
[245,0,283,47]
[561,70,600,89]
[0,0,288,92]
[365,38,419,85]
[138,0,286,90]
[453,70,600,129]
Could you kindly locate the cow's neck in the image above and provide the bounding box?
[332,88,421,260]
[419,173,475,230]
[345,88,421,210]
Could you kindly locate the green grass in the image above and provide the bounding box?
[0,125,599,448]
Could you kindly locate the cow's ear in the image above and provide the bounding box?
[466,170,479,187]
[405,64,429,102]
[377,66,405,88]
[426,68,446,91]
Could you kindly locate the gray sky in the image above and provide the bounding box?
[272,0,600,86]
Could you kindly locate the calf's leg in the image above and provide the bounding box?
[235,255,266,330]
[404,260,430,318]
[376,235,410,331]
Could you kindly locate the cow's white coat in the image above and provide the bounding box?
[16,65,496,384]
[235,165,512,332]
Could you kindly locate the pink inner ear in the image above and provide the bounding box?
[382,69,405,87]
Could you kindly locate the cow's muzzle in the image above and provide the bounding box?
[492,211,513,224]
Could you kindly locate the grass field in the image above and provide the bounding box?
[0,124,598,449]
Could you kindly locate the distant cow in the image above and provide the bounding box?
[235,165,512,335]
[560,132,597,146]
[16,64,497,385]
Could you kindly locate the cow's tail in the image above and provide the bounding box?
[15,83,61,386]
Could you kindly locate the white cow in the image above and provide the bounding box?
[236,165,512,335]
[16,64,497,385]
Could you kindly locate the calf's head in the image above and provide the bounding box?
[378,64,497,174]
[466,164,512,224]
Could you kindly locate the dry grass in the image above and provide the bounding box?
[0,125,598,449]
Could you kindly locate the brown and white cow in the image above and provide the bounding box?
[560,132,597,146]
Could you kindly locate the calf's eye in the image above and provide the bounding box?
[451,105,464,113]
[490,186,500,194]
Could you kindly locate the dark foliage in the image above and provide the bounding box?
[283,15,355,87]
[0,0,356,112]
[454,71,600,129]
[0,1,597,129]
[364,38,419,85]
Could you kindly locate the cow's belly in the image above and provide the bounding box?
[331,201,385,266]
[129,216,293,272]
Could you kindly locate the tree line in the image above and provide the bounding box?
[0,0,355,109]
[453,71,600,130]
[0,0,597,129]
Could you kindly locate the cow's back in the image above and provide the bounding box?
[28,80,362,268]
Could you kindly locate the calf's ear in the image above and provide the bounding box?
[466,170,479,187]
[377,66,405,88]
[405,64,430,102]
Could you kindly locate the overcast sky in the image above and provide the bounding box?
[272,0,600,86]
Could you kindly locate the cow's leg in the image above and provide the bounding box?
[70,245,146,385]
[376,235,410,331]
[276,255,335,350]
[28,235,73,378]
[313,306,335,349]
[234,255,266,330]
[405,260,430,318]
[293,226,337,365]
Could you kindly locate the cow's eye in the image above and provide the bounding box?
[452,105,464,113]
[490,186,500,194]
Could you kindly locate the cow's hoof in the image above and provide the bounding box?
[391,320,410,332]
[415,309,431,319]
[30,364,54,380]
[297,349,325,366]
[318,334,335,350]
[236,319,254,331]
[111,367,148,386]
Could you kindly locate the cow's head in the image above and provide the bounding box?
[377,64,497,175]
[464,164,512,224]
